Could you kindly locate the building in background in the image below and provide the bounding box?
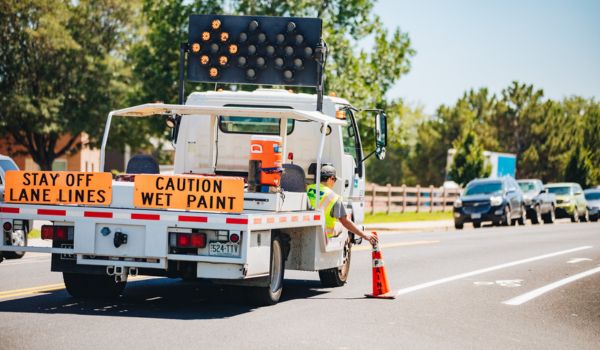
[0,133,99,172]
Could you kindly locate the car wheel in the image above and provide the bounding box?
[580,209,589,223]
[543,206,555,224]
[4,229,28,260]
[517,205,526,225]
[454,221,464,230]
[571,209,579,223]
[531,205,541,225]
[502,206,511,226]
[473,221,481,228]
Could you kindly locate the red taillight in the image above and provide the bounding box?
[2,222,12,231]
[174,232,206,248]
[55,226,68,240]
[177,233,191,247]
[190,234,206,248]
[41,225,54,240]
[229,233,240,243]
[41,225,70,240]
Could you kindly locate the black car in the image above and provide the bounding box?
[454,177,526,229]
[583,189,600,222]
[517,179,556,224]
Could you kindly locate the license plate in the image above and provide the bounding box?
[208,242,240,257]
[471,213,481,219]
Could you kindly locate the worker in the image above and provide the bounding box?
[307,165,379,246]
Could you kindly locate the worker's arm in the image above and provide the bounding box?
[339,216,378,246]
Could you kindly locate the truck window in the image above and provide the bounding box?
[219,116,294,135]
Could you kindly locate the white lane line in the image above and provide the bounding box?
[567,258,592,264]
[503,265,600,306]
[396,246,593,296]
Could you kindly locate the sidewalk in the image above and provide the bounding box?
[364,219,454,232]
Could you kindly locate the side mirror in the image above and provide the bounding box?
[540,188,548,194]
[375,111,387,160]
[575,191,582,196]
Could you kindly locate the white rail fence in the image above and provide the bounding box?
[365,184,462,214]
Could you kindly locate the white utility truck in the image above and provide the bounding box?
[0,15,387,304]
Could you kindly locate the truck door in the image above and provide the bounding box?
[339,108,365,219]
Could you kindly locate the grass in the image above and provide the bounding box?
[364,211,453,224]
[28,229,40,239]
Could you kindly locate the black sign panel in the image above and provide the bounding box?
[187,15,322,87]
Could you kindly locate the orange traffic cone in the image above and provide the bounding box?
[365,232,396,299]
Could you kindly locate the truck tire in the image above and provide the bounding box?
[248,235,285,305]
[63,273,126,298]
[472,222,481,229]
[4,229,27,259]
[454,222,463,230]
[319,237,352,288]
[542,206,555,224]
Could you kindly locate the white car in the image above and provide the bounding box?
[0,154,28,261]
[0,154,19,185]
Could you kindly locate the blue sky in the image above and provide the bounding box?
[372,0,600,113]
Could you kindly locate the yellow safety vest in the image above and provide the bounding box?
[307,184,341,238]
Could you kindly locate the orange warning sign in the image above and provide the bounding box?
[4,171,112,205]
[133,175,244,213]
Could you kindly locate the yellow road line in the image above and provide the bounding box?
[353,240,440,252]
[0,276,153,301]
[0,283,65,297]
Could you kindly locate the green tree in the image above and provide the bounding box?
[564,143,595,188]
[448,129,490,186]
[0,0,139,169]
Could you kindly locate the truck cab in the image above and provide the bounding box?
[177,89,367,222]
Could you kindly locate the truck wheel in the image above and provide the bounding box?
[473,222,481,229]
[249,235,285,305]
[319,237,352,287]
[63,273,126,298]
[531,205,541,225]
[454,222,463,230]
[4,229,27,259]
[542,206,555,224]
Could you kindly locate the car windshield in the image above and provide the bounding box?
[546,186,571,195]
[518,181,536,192]
[584,192,600,200]
[465,182,503,195]
[0,159,18,171]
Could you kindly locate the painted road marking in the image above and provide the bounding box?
[567,258,592,264]
[0,276,155,301]
[396,246,593,296]
[353,240,439,252]
[473,280,523,287]
[503,265,600,306]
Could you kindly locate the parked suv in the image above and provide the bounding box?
[583,189,600,222]
[453,177,526,229]
[517,179,556,224]
[544,183,588,222]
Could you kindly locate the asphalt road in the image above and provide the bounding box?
[0,220,598,350]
